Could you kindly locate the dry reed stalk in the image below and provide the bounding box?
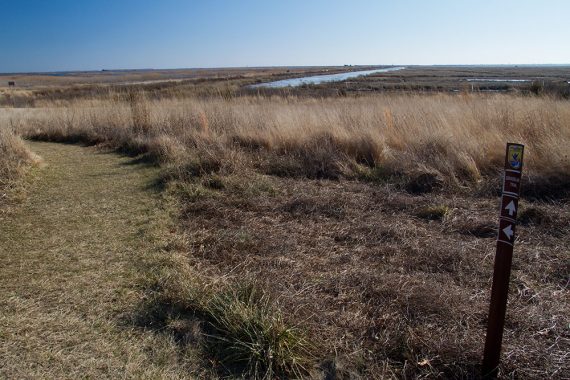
[8,93,569,196]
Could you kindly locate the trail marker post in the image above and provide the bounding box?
[482,143,524,378]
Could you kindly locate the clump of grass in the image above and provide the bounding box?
[460,221,497,238]
[356,164,400,183]
[416,205,450,221]
[176,183,217,203]
[518,206,550,226]
[201,284,312,379]
[137,243,314,379]
[0,128,39,211]
[148,264,313,379]
[202,175,225,190]
[405,171,445,194]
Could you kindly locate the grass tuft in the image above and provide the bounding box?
[518,206,550,226]
[143,264,314,379]
[201,284,312,379]
[202,175,225,190]
[416,205,450,221]
[405,171,445,194]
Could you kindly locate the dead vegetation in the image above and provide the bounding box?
[0,127,38,212]
[168,174,568,378]
[2,91,569,378]
[11,93,570,198]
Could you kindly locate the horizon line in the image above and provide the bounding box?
[2,63,570,76]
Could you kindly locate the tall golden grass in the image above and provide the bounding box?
[0,125,38,210]
[11,93,570,196]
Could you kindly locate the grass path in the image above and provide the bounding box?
[0,142,193,379]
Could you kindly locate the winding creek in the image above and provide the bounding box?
[249,66,406,88]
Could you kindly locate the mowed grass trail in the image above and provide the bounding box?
[0,142,194,379]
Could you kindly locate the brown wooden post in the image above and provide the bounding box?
[482,143,524,378]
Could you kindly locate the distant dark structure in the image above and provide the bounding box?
[8,81,15,87]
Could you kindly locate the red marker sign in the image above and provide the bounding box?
[483,143,524,378]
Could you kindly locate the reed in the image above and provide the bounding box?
[11,93,570,196]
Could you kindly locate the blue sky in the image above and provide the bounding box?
[1,0,569,73]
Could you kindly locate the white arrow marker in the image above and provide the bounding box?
[505,200,517,216]
[502,224,514,240]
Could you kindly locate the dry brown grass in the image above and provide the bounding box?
[3,92,569,378]
[0,125,38,212]
[171,176,569,378]
[11,93,570,197]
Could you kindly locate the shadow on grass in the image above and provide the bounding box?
[127,282,313,380]
[117,155,167,193]
[25,135,98,147]
[120,154,159,166]
[522,173,570,202]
